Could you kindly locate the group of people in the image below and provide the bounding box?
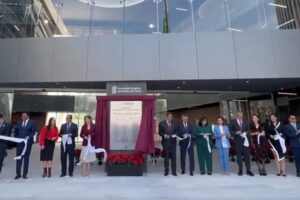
[0,111,300,179]
[159,112,300,177]
[0,112,97,179]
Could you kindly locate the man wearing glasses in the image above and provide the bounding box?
[284,114,300,177]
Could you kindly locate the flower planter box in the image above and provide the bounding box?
[107,164,143,176]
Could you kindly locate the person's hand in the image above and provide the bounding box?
[236,131,242,135]
[25,136,29,140]
[51,137,56,141]
[40,145,45,150]
[261,131,265,136]
[84,136,88,140]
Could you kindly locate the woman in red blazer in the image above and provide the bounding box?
[39,117,59,178]
[80,115,96,177]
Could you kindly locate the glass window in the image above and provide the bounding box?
[90,0,124,36]
[193,0,227,32]
[124,0,159,34]
[56,0,92,37]
[224,0,261,32]
[167,0,194,33]
[263,0,300,30]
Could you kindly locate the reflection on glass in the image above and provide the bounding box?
[90,0,124,36]
[194,0,227,31]
[124,0,158,34]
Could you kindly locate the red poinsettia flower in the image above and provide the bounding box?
[107,153,145,165]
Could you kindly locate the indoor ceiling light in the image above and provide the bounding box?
[78,0,145,8]
[276,19,295,29]
[176,7,188,12]
[148,23,155,29]
[278,92,298,96]
[268,3,287,9]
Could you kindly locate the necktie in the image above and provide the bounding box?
[22,121,25,128]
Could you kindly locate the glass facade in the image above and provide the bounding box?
[0,0,299,38]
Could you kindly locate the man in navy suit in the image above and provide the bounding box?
[59,114,78,177]
[178,114,195,176]
[14,112,36,179]
[159,113,178,176]
[229,111,254,176]
[284,114,300,177]
[0,113,11,175]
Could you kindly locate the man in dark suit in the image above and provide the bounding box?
[14,112,36,179]
[229,111,254,176]
[178,114,195,176]
[159,113,177,176]
[60,114,78,177]
[0,113,11,175]
[284,114,300,177]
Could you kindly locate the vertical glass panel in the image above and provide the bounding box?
[56,0,92,37]
[193,0,227,31]
[0,93,14,123]
[225,0,261,32]
[124,0,159,34]
[167,0,194,33]
[263,0,300,30]
[90,0,124,36]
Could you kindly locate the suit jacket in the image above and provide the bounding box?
[213,125,231,148]
[15,119,36,144]
[284,123,300,148]
[59,123,78,145]
[0,121,11,147]
[229,118,251,146]
[177,122,194,145]
[159,120,177,147]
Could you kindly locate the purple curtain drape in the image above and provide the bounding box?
[95,96,155,154]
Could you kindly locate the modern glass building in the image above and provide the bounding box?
[0,0,300,128]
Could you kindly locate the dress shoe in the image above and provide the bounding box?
[246,171,254,176]
[172,173,177,176]
[14,175,21,180]
[164,172,169,176]
[296,173,300,177]
[181,170,185,175]
[60,174,66,177]
[23,175,28,179]
[238,170,243,176]
[200,171,205,175]
[69,174,73,177]
[190,172,194,176]
[208,172,212,175]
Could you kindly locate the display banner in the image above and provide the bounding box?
[109,101,142,150]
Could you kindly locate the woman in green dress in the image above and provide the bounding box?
[194,117,213,175]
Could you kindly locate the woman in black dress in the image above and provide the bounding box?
[39,117,59,177]
[250,115,268,176]
[265,113,287,176]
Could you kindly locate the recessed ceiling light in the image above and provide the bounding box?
[177,86,180,89]
[148,23,155,29]
[246,80,250,84]
[182,81,186,84]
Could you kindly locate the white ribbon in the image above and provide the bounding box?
[175,134,192,152]
[274,134,287,154]
[257,133,262,145]
[0,135,28,160]
[241,132,249,147]
[62,134,68,152]
[80,136,107,164]
[203,133,211,153]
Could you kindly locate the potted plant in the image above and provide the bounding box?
[106,152,144,176]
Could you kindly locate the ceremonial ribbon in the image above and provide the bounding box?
[174,134,192,152]
[62,134,68,152]
[241,132,249,147]
[257,133,262,145]
[274,122,287,154]
[202,133,211,153]
[81,136,107,163]
[0,135,28,160]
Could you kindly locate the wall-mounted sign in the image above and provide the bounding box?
[107,82,146,96]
